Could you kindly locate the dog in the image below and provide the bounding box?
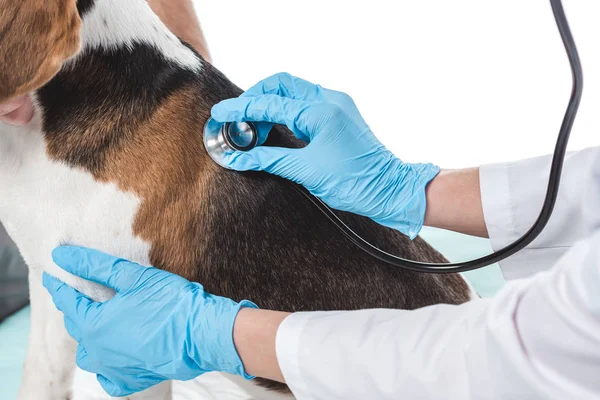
[0,0,473,398]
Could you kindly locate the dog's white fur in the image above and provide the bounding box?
[77,0,200,70]
[0,112,161,399]
[0,1,259,399]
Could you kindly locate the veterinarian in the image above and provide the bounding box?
[4,73,598,399]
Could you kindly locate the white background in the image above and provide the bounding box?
[193,0,600,168]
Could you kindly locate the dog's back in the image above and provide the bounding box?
[1,0,471,397]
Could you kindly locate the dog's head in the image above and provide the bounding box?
[0,0,82,103]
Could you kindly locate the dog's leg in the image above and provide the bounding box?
[18,270,77,400]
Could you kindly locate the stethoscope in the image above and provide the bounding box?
[203,0,582,274]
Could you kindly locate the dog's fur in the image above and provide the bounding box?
[1,1,473,398]
[0,0,81,103]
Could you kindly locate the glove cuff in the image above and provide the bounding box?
[187,291,258,380]
[373,163,440,239]
[227,299,260,380]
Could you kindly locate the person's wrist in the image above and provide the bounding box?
[233,308,290,382]
[423,168,488,237]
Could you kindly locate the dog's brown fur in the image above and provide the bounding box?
[95,87,220,279]
[0,0,81,103]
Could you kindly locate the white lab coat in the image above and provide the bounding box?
[275,147,600,400]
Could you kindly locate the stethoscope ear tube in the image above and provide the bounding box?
[290,0,583,273]
[203,0,582,274]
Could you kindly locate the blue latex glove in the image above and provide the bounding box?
[211,73,440,239]
[43,246,257,397]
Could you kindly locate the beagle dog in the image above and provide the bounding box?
[0,0,473,399]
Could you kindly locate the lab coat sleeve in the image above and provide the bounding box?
[276,231,600,400]
[480,146,600,279]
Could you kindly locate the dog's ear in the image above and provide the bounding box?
[0,0,82,103]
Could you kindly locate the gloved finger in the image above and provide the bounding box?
[76,345,93,372]
[241,73,353,109]
[212,95,338,142]
[52,246,147,294]
[64,316,82,342]
[225,146,305,182]
[241,72,323,101]
[42,273,97,323]
[97,374,134,397]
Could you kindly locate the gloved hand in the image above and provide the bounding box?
[0,95,33,126]
[211,73,440,239]
[43,246,257,397]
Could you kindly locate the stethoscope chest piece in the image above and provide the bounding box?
[203,117,258,169]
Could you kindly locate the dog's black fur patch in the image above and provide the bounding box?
[77,0,95,17]
[38,44,197,172]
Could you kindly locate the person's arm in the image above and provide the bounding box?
[233,150,600,389]
[233,232,600,400]
[479,148,600,279]
[42,235,600,399]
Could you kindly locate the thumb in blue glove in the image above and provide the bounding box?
[211,73,439,239]
[43,246,257,398]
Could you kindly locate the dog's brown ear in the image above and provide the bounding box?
[0,0,82,103]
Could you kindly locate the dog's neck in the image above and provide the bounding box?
[76,0,201,70]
